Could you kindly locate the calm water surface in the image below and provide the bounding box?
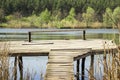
[0,28,119,80]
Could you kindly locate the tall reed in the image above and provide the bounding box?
[88,43,120,80]
[0,42,43,80]
[0,42,10,80]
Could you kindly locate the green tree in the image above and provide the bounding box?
[112,7,120,43]
[82,7,95,27]
[113,6,120,28]
[103,8,113,27]
[39,8,51,24]
[65,7,76,22]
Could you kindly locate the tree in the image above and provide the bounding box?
[113,6,120,29]
[103,8,113,27]
[39,8,51,24]
[82,7,95,27]
[65,7,76,22]
[112,7,120,43]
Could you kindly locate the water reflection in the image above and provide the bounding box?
[74,54,108,80]
[0,29,119,42]
[9,56,48,80]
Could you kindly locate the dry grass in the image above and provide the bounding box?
[0,42,10,80]
[88,42,120,80]
[90,22,103,28]
[102,41,120,80]
[0,42,41,80]
[102,48,120,80]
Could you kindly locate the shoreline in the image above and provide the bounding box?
[0,26,114,29]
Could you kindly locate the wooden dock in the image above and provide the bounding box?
[0,39,117,80]
[8,39,116,54]
[45,49,91,80]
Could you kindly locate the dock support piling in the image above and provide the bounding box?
[14,56,17,80]
[28,32,31,42]
[81,57,86,80]
[89,55,94,79]
[76,59,80,80]
[18,56,23,80]
[83,30,86,40]
[103,53,107,75]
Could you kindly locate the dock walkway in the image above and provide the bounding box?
[45,49,91,80]
[0,39,117,80]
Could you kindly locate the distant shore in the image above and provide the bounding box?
[0,22,114,29]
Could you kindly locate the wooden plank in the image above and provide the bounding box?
[8,52,49,56]
[49,55,72,57]
[22,42,54,45]
[46,73,73,76]
[45,50,75,80]
[46,70,73,73]
[51,48,91,51]
[45,49,90,80]
[47,63,73,66]
[45,76,74,80]
[47,65,73,67]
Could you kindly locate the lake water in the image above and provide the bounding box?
[0,28,119,80]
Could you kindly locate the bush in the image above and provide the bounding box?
[39,8,51,24]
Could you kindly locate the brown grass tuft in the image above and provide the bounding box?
[88,43,120,80]
[0,42,10,80]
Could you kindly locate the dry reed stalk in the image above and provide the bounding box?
[88,43,120,80]
[0,42,39,80]
[0,42,10,80]
[102,42,120,80]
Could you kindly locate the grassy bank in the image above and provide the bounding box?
[0,20,107,29]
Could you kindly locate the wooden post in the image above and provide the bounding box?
[103,53,107,74]
[89,55,94,79]
[28,32,31,42]
[14,56,17,80]
[83,30,86,40]
[76,59,80,80]
[81,57,86,80]
[18,56,23,80]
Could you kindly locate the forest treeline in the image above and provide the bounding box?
[0,0,120,28]
[0,0,120,17]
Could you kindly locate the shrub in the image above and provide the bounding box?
[103,8,113,27]
[39,8,51,24]
[82,7,95,27]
